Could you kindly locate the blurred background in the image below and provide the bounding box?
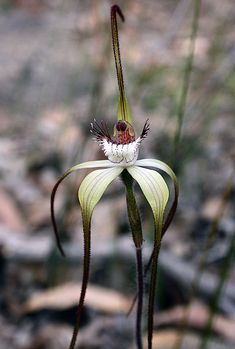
[0,0,234,348]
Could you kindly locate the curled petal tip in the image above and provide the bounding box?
[111,4,125,22]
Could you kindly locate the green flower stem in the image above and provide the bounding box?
[122,170,143,349]
[122,171,143,248]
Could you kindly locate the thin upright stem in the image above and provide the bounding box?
[122,170,144,349]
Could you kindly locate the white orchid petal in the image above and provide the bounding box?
[69,159,120,172]
[51,160,121,256]
[52,165,123,349]
[136,159,178,187]
[135,159,179,235]
[78,167,123,222]
[127,166,169,237]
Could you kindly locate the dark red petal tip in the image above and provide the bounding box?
[111,4,125,22]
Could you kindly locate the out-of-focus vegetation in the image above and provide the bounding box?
[0,1,234,348]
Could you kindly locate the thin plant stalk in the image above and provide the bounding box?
[174,176,233,349]
[122,170,144,349]
[171,0,201,169]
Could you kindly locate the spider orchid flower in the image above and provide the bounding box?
[51,5,179,349]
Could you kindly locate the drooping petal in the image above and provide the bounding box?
[136,159,179,235]
[127,165,169,349]
[78,166,123,222]
[69,160,120,171]
[51,160,119,257]
[134,160,178,349]
[135,159,177,183]
[66,166,123,349]
[127,166,169,228]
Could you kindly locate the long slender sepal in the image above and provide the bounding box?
[127,166,169,222]
[51,171,70,257]
[68,214,91,349]
[126,160,178,318]
[67,166,123,349]
[111,5,132,123]
[127,166,169,349]
[136,159,179,276]
[136,159,179,238]
[78,167,123,220]
[50,160,116,257]
[147,237,162,349]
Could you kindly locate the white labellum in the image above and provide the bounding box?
[100,138,141,166]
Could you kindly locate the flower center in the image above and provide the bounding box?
[91,119,150,166]
[115,121,135,145]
